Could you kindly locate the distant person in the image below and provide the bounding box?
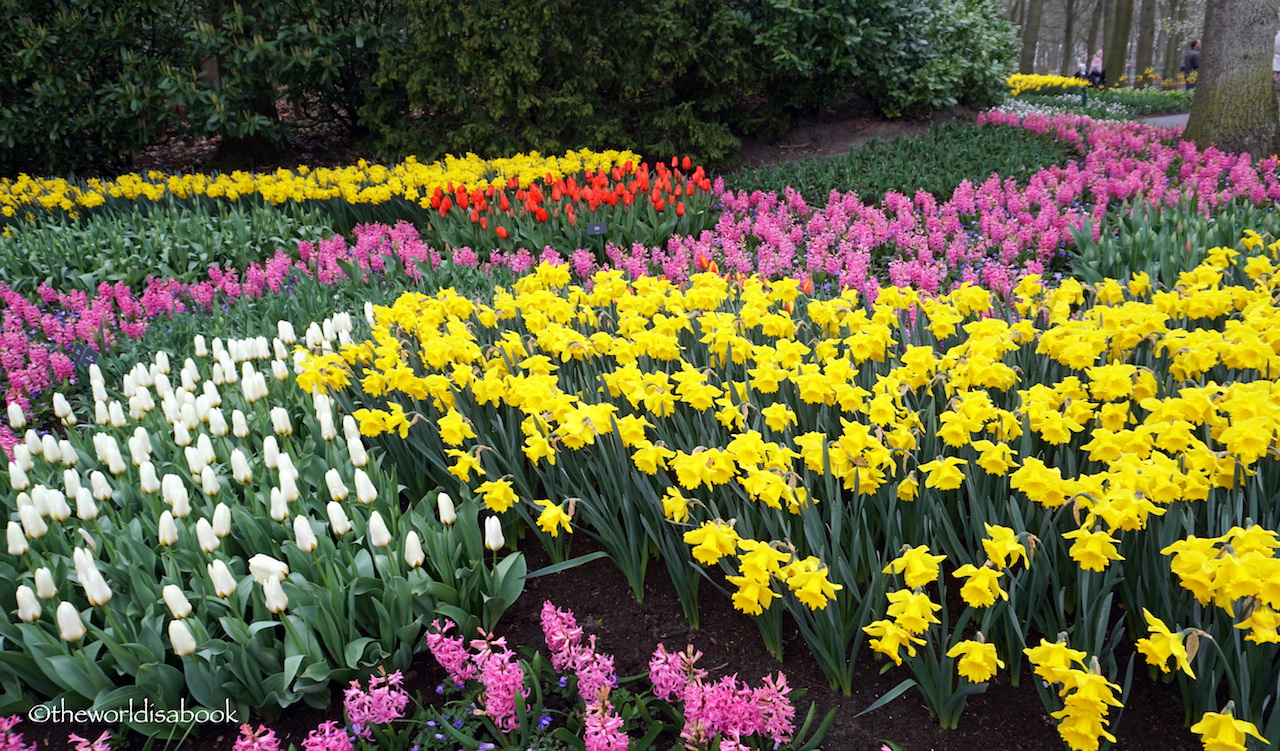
[1087,65,1104,88]
[1273,29,1280,94]
[1075,64,1086,80]
[1182,39,1200,90]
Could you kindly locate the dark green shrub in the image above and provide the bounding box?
[723,120,1075,203]
[364,0,761,166]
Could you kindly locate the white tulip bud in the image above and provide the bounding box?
[437,493,457,525]
[404,531,425,568]
[195,518,219,553]
[108,401,126,429]
[230,449,252,484]
[200,466,220,497]
[91,381,108,405]
[56,601,86,641]
[270,407,292,436]
[484,516,505,552]
[173,422,191,447]
[212,503,231,537]
[318,409,337,441]
[105,442,126,476]
[63,469,82,499]
[211,363,224,385]
[154,351,171,374]
[78,528,98,551]
[194,335,208,357]
[326,502,351,535]
[30,485,50,517]
[90,470,111,501]
[16,586,40,621]
[269,487,289,522]
[19,506,47,540]
[207,408,228,437]
[158,510,178,546]
[278,472,299,504]
[262,436,279,469]
[293,516,317,553]
[34,567,56,599]
[232,409,249,439]
[354,468,377,505]
[162,585,192,619]
[94,400,110,426]
[169,619,197,656]
[59,440,77,467]
[278,321,297,344]
[80,565,112,607]
[273,338,288,361]
[24,429,41,455]
[368,511,391,547]
[52,393,73,419]
[8,462,28,491]
[75,487,97,521]
[343,415,360,443]
[271,360,289,382]
[162,474,191,518]
[249,554,290,584]
[207,560,237,598]
[324,469,348,502]
[262,575,288,613]
[202,381,222,408]
[41,434,60,463]
[139,461,160,494]
[347,436,368,467]
[276,453,297,483]
[13,445,32,472]
[7,522,27,555]
[153,372,172,398]
[47,489,71,522]
[7,403,25,429]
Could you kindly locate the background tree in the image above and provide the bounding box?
[1183,0,1280,159]
[1134,0,1158,83]
[1019,0,1045,71]
[1103,0,1135,85]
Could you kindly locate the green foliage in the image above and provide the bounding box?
[1011,88,1193,121]
[1071,198,1280,287]
[0,201,335,293]
[724,120,1075,203]
[365,0,760,166]
[0,0,186,175]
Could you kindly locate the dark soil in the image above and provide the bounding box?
[19,102,1201,750]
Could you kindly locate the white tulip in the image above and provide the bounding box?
[139,461,160,494]
[94,400,110,426]
[271,360,289,382]
[133,362,153,387]
[24,429,41,455]
[270,407,292,436]
[190,516,216,551]
[162,585,192,619]
[41,435,60,463]
[12,445,32,472]
[437,493,457,525]
[230,449,253,484]
[262,576,288,613]
[278,472,299,504]
[16,586,40,622]
[75,487,97,521]
[169,619,197,656]
[108,401,126,428]
[293,516,317,553]
[162,474,191,518]
[211,363,224,385]
[277,453,297,482]
[364,301,376,325]
[347,436,368,467]
[202,381,222,408]
[47,489,71,522]
[212,503,231,537]
[404,531,425,568]
[200,466,220,497]
[153,372,172,397]
[273,338,288,361]
[91,381,108,405]
[158,511,178,546]
[8,462,28,491]
[7,522,27,555]
[196,434,215,465]
[368,511,391,547]
[80,565,112,607]
[278,321,297,344]
[232,409,249,438]
[56,602,85,641]
[262,436,279,469]
[14,491,29,511]
[318,409,336,441]
[194,335,208,357]
[325,469,348,502]
[248,554,289,584]
[52,393,73,419]
[78,528,98,551]
[63,469,82,499]
[154,351,171,375]
[19,506,47,540]
[34,567,56,599]
[326,502,351,535]
[105,441,126,476]
[343,415,360,443]
[7,402,25,429]
[484,516,505,552]
[207,560,237,598]
[173,422,191,447]
[90,470,111,501]
[207,408,228,437]
[269,487,289,522]
[58,440,77,467]
[354,469,377,505]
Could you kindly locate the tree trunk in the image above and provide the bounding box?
[1086,0,1106,70]
[1184,0,1280,160]
[1133,0,1158,85]
[1061,0,1079,75]
[1161,0,1186,81]
[1104,0,1135,86]
[1019,0,1046,73]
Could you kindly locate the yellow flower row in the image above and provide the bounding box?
[0,149,642,218]
[1007,73,1093,97]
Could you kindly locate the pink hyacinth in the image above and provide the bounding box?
[425,619,477,685]
[343,670,410,738]
[582,698,630,751]
[233,724,280,751]
[300,722,353,751]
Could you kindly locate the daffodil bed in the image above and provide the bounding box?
[1,110,1279,751]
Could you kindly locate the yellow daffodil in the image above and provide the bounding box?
[947,638,1003,683]
[883,545,946,588]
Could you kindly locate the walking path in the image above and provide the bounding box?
[1142,112,1190,128]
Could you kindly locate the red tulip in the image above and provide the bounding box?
[676,201,685,216]
[496,226,509,239]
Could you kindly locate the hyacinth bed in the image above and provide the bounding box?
[0,108,1277,751]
